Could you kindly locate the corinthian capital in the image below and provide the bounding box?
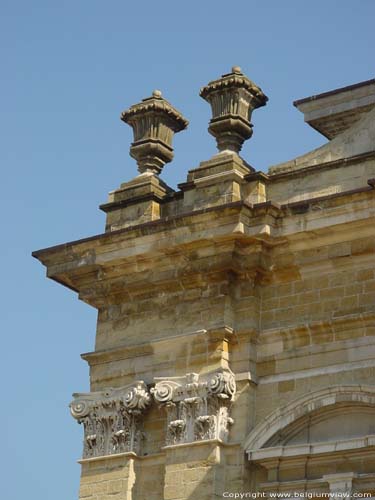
[70,381,151,459]
[152,370,236,446]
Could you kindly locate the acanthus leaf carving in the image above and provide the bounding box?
[152,370,236,446]
[70,381,150,459]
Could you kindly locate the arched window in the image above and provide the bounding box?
[244,386,375,497]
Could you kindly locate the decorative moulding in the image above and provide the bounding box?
[200,66,268,154]
[70,381,151,459]
[121,90,188,176]
[152,370,236,446]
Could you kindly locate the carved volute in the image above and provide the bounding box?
[70,382,151,458]
[152,370,236,446]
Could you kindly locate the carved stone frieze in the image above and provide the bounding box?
[70,381,151,459]
[152,371,236,446]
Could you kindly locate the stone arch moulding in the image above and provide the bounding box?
[243,384,375,454]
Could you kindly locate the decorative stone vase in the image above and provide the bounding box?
[121,90,188,175]
[200,66,268,153]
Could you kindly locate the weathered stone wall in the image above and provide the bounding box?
[33,73,375,499]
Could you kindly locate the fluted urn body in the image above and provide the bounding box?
[200,66,268,153]
[121,90,188,175]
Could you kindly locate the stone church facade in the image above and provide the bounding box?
[33,69,375,499]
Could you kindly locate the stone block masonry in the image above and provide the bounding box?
[33,69,375,499]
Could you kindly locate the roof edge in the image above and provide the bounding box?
[293,78,375,107]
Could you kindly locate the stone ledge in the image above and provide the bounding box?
[270,150,375,180]
[235,371,258,386]
[82,326,235,366]
[248,434,375,462]
[161,438,239,451]
[78,451,137,465]
[32,184,375,269]
[294,78,375,139]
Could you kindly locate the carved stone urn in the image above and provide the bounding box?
[200,66,268,153]
[121,90,188,175]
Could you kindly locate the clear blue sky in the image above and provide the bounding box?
[1,1,374,498]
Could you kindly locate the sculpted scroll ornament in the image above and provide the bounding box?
[208,371,236,399]
[152,371,236,446]
[70,381,151,459]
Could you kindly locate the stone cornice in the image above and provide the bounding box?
[81,326,235,367]
[32,186,375,302]
[78,451,138,465]
[100,192,167,213]
[162,438,227,451]
[33,186,375,265]
[78,440,243,465]
[269,150,375,179]
[32,201,246,263]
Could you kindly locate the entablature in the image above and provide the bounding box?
[33,185,375,308]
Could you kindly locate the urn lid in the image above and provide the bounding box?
[121,90,188,132]
[200,66,268,109]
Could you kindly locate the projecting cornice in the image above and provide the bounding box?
[294,78,375,139]
[32,184,375,308]
[269,100,375,174]
[32,182,375,260]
